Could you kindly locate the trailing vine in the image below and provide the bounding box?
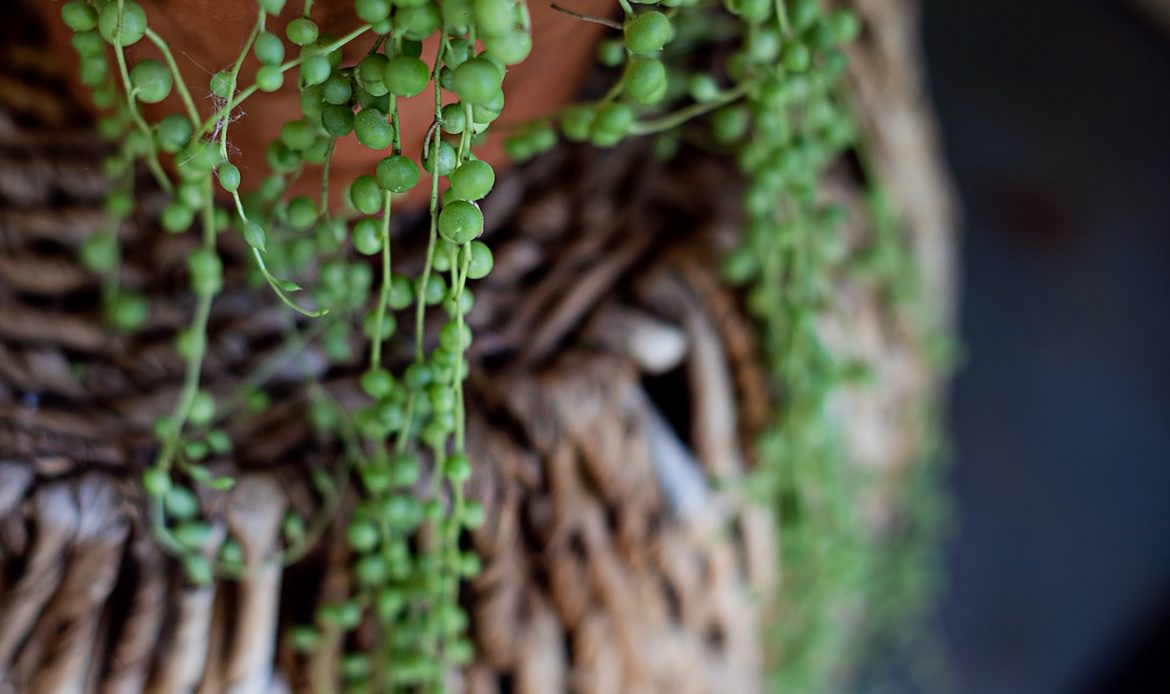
[60,0,944,689]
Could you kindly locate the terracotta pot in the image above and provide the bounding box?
[43,0,612,210]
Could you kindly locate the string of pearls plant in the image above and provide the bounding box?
[56,0,935,689]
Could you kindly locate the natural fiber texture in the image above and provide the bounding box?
[0,0,954,692]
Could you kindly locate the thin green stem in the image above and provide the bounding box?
[775,0,791,34]
[597,76,626,105]
[144,28,201,124]
[396,39,446,454]
[458,102,474,161]
[229,189,328,317]
[518,0,532,31]
[629,83,751,135]
[452,244,471,453]
[320,137,336,213]
[549,3,622,29]
[156,175,218,472]
[414,38,450,362]
[219,12,263,160]
[414,143,440,363]
[367,47,399,368]
[370,192,394,368]
[196,25,371,139]
[111,2,172,192]
[184,314,337,444]
[390,98,402,153]
[100,171,133,310]
[253,249,328,317]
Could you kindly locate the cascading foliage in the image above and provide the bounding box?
[58,0,934,690]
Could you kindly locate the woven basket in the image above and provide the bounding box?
[0,0,955,691]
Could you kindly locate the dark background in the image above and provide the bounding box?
[921,0,1170,691]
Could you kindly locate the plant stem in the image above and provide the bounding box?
[453,244,470,453]
[218,12,263,160]
[775,0,791,34]
[549,3,622,29]
[196,25,371,140]
[144,28,201,124]
[156,175,218,472]
[319,137,336,214]
[629,83,751,135]
[396,39,447,455]
[111,1,172,192]
[229,189,328,317]
[370,192,394,368]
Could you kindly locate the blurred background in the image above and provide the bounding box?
[917,0,1170,691]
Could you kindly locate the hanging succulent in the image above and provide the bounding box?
[52,0,946,690]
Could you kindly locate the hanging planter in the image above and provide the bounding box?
[0,0,956,691]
